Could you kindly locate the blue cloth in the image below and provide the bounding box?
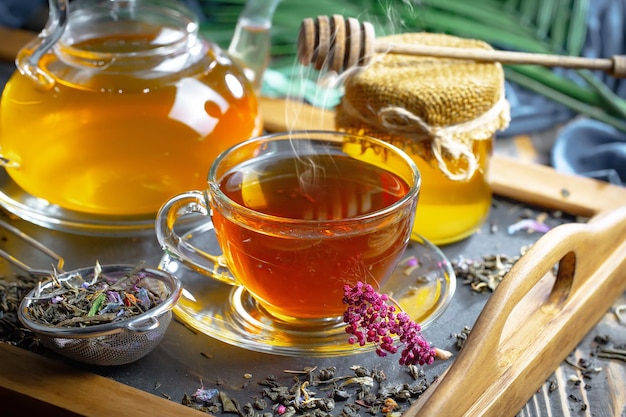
[502,81,574,137]
[503,0,626,135]
[547,0,626,186]
[0,0,45,28]
[552,119,626,185]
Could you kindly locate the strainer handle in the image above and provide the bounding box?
[0,219,64,276]
[126,316,161,333]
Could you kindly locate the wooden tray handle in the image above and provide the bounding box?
[407,206,626,416]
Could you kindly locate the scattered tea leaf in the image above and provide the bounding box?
[0,275,41,350]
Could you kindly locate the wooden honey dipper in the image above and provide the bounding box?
[297,15,626,77]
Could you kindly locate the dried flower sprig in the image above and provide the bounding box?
[342,281,436,366]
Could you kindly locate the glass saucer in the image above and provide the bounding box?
[158,221,456,357]
[0,169,154,236]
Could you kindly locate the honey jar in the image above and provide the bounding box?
[336,32,510,245]
[0,0,262,219]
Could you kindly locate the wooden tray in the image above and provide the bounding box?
[1,28,626,416]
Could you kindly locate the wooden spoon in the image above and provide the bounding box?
[298,15,626,77]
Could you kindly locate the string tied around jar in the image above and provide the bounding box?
[338,90,510,181]
[377,91,510,181]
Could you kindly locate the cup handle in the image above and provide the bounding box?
[155,190,239,286]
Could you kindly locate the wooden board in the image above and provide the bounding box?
[0,27,34,63]
[1,27,625,417]
[407,206,626,416]
[0,343,206,417]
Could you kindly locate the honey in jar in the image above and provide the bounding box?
[0,0,262,216]
[336,32,510,245]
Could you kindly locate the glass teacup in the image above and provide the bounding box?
[156,130,420,322]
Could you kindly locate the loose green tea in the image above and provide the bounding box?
[24,261,165,328]
[452,252,523,293]
[183,363,434,416]
[0,275,39,350]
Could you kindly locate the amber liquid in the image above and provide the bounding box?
[0,35,261,215]
[212,154,414,320]
[409,139,493,245]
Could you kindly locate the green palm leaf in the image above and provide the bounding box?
[196,0,626,131]
[412,0,626,125]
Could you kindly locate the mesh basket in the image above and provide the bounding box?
[18,264,181,366]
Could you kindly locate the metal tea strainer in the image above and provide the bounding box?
[0,220,182,366]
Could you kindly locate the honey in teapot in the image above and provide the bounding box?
[0,0,263,216]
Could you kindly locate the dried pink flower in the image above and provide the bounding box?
[342,281,436,366]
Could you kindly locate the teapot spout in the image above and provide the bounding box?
[228,0,281,91]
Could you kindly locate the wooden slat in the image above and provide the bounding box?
[0,27,34,63]
[0,343,206,417]
[511,135,539,163]
[490,155,626,217]
[260,97,336,132]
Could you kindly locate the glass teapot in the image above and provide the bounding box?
[0,0,277,226]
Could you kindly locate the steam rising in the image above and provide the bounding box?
[281,2,422,204]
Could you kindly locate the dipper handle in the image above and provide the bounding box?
[298,15,626,77]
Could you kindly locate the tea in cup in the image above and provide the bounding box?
[156,131,420,321]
